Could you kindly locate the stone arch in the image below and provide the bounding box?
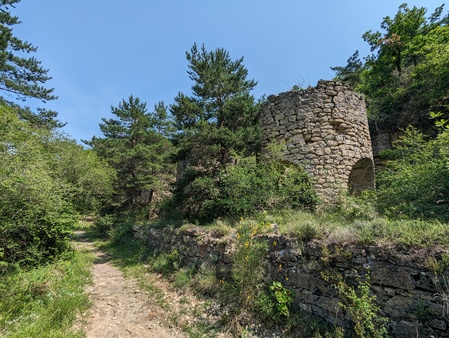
[348,158,374,195]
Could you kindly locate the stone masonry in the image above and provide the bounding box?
[144,226,449,337]
[259,80,374,201]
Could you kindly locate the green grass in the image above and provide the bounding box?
[0,248,94,338]
[246,203,449,248]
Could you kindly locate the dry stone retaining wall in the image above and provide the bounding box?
[144,226,449,337]
[259,80,374,201]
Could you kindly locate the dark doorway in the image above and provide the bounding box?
[348,158,374,195]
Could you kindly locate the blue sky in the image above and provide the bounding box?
[12,1,447,142]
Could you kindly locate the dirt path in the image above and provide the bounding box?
[74,232,186,338]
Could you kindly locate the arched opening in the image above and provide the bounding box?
[348,158,374,195]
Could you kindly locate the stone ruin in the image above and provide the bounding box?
[259,80,374,202]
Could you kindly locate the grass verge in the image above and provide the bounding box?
[0,247,94,338]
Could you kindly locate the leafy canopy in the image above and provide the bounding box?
[332,3,449,134]
[376,125,449,221]
[0,105,113,271]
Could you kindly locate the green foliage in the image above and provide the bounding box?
[428,253,449,275]
[44,136,115,215]
[0,105,113,271]
[13,105,66,130]
[333,4,449,134]
[169,43,263,223]
[86,96,175,219]
[94,214,115,235]
[376,126,449,221]
[269,281,295,317]
[151,249,181,276]
[331,50,363,87]
[168,146,316,223]
[0,107,76,271]
[0,249,93,337]
[0,0,56,102]
[325,271,388,338]
[173,268,194,289]
[230,222,269,309]
[219,151,316,217]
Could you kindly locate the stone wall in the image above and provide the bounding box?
[259,80,374,201]
[144,226,449,337]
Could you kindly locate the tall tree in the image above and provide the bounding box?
[86,96,175,218]
[332,4,449,135]
[169,44,262,222]
[0,0,56,102]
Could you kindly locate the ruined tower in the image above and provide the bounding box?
[259,80,374,202]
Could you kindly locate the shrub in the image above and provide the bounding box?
[323,271,388,338]
[95,214,115,235]
[376,126,449,221]
[151,249,181,275]
[256,281,295,321]
[218,152,317,218]
[230,222,269,309]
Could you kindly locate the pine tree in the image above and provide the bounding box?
[169,44,262,222]
[0,0,56,102]
[86,96,174,218]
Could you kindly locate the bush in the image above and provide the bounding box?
[256,281,295,321]
[0,108,77,272]
[218,152,317,218]
[94,214,115,235]
[166,150,317,223]
[326,272,388,338]
[376,126,449,221]
[230,222,269,309]
[151,249,181,275]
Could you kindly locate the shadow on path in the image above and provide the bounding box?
[71,230,112,264]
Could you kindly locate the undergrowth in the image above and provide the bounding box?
[0,248,93,338]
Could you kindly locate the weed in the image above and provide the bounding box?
[151,249,180,275]
[328,271,388,338]
[174,268,193,288]
[255,281,294,322]
[270,281,295,317]
[433,274,449,318]
[428,253,449,275]
[231,222,269,310]
[192,265,221,296]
